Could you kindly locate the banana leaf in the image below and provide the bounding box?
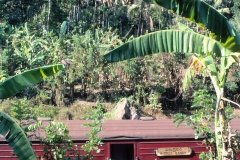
[60,21,68,39]
[104,30,234,62]
[0,64,63,160]
[0,112,36,160]
[154,0,240,52]
[0,64,63,99]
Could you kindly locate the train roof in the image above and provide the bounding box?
[1,119,240,141]
[32,118,240,141]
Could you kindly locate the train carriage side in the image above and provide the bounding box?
[0,119,240,159]
[96,120,209,160]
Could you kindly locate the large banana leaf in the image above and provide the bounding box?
[0,64,63,160]
[104,30,234,62]
[0,112,36,160]
[154,0,240,52]
[0,64,63,99]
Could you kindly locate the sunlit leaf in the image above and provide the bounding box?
[183,68,194,91]
[0,64,63,99]
[104,30,233,63]
[154,0,240,52]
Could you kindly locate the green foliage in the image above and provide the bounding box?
[146,92,162,113]
[1,97,36,121]
[0,112,36,160]
[28,121,81,160]
[9,23,61,70]
[230,0,240,33]
[175,89,216,158]
[225,65,240,97]
[0,23,14,46]
[175,88,234,159]
[34,104,58,118]
[0,0,183,106]
[27,120,43,132]
[0,97,58,121]
[0,0,239,159]
[67,28,120,101]
[154,0,240,52]
[41,121,73,160]
[81,103,104,159]
[103,2,240,158]
[199,151,215,160]
[11,23,46,69]
[144,83,164,112]
[104,30,233,63]
[0,64,63,99]
[189,89,216,138]
[0,64,63,160]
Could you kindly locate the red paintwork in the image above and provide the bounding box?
[137,140,207,160]
[1,119,240,159]
[0,139,208,160]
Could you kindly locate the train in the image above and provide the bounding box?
[1,118,240,160]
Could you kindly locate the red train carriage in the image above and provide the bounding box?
[0,119,240,160]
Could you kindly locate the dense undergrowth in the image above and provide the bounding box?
[1,0,240,120]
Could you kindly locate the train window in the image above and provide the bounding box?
[110,144,134,160]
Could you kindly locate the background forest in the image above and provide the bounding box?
[0,0,240,121]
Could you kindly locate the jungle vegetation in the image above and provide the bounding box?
[0,0,240,159]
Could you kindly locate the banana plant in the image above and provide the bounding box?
[0,64,63,160]
[105,0,240,159]
[103,29,240,159]
[11,23,55,70]
[153,0,240,159]
[153,0,240,52]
